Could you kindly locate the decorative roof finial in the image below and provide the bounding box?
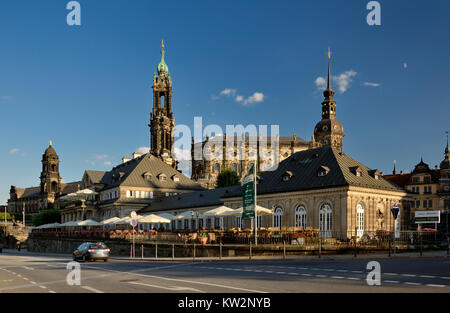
[393,160,397,175]
[49,140,52,147]
[327,47,332,90]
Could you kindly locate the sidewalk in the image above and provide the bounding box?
[113,249,450,262]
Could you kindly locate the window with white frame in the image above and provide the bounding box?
[235,216,242,228]
[356,203,365,237]
[295,205,307,229]
[257,215,262,228]
[273,207,283,228]
[319,203,332,237]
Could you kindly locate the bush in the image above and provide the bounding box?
[32,209,61,227]
[0,212,13,221]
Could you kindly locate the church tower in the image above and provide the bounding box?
[313,48,345,152]
[149,41,177,168]
[40,141,62,200]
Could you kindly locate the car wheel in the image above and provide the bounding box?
[82,255,87,262]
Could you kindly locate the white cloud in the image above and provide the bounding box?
[333,70,357,93]
[243,92,265,106]
[315,77,327,91]
[215,89,265,106]
[220,88,237,96]
[103,161,112,166]
[363,82,381,87]
[315,70,357,94]
[136,147,150,154]
[95,154,109,160]
[9,148,20,155]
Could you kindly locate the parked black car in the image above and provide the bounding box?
[73,242,110,262]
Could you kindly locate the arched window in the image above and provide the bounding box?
[214,163,221,173]
[273,207,283,229]
[319,203,332,237]
[295,205,307,229]
[356,203,365,237]
[232,163,238,173]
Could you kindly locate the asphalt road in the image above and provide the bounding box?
[1,249,450,293]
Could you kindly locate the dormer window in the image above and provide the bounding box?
[318,165,330,177]
[282,171,293,182]
[369,169,381,180]
[143,172,153,181]
[351,166,363,177]
[158,173,167,181]
[172,175,180,182]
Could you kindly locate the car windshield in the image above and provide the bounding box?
[89,243,108,249]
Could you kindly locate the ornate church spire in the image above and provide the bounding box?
[312,47,344,153]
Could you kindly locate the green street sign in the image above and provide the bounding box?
[241,163,255,220]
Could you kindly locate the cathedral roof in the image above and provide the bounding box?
[44,141,58,157]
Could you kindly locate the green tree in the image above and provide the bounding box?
[32,209,61,227]
[216,167,241,188]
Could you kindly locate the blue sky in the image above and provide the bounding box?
[1,0,449,204]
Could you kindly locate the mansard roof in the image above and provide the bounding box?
[222,146,403,198]
[99,153,204,192]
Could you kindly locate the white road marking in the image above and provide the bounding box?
[275,272,285,274]
[301,274,312,277]
[351,271,363,273]
[81,286,104,293]
[315,275,328,278]
[426,284,445,288]
[48,290,56,293]
[419,275,435,278]
[288,273,299,275]
[401,274,416,277]
[347,277,360,280]
[22,266,34,271]
[384,280,400,284]
[39,285,47,289]
[404,282,421,286]
[384,273,398,276]
[336,270,348,273]
[128,281,202,292]
[265,271,273,273]
[331,276,344,279]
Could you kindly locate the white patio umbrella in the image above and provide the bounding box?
[138,214,171,224]
[101,217,121,225]
[76,188,98,196]
[77,219,102,227]
[155,213,175,220]
[60,220,82,227]
[203,206,234,217]
[224,205,274,216]
[115,215,144,225]
[174,211,205,220]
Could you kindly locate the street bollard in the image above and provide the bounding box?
[141,244,144,259]
[172,243,175,260]
[130,245,133,259]
[283,241,286,260]
[220,240,222,260]
[447,237,449,256]
[420,233,423,257]
[193,243,196,261]
[318,238,321,259]
[249,241,252,260]
[388,236,391,257]
[155,242,158,259]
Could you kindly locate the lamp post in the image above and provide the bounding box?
[22,202,25,226]
[391,205,400,253]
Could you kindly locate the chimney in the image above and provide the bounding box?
[400,170,403,174]
[133,152,143,159]
[122,157,131,164]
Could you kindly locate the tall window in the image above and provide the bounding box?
[295,205,307,229]
[273,207,283,229]
[257,215,262,228]
[235,216,242,228]
[214,163,221,173]
[319,203,332,237]
[356,203,365,237]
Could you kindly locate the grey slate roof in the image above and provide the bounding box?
[84,170,107,184]
[99,153,204,191]
[139,186,239,213]
[222,146,403,198]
